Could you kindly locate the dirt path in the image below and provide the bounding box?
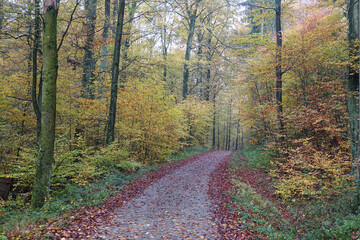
[91,151,232,239]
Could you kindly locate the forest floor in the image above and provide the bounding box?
[29,151,295,239]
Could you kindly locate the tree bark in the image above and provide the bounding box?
[0,0,4,32]
[119,1,137,86]
[275,0,284,143]
[31,0,58,209]
[235,121,240,151]
[99,0,110,96]
[82,0,97,99]
[183,0,201,99]
[32,0,41,139]
[227,101,232,150]
[348,0,360,187]
[161,2,169,83]
[212,99,216,149]
[106,0,126,145]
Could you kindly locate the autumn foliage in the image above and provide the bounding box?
[237,4,353,200]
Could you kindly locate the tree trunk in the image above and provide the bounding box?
[348,0,360,186]
[82,0,97,99]
[227,101,232,150]
[183,0,201,99]
[204,24,212,101]
[0,0,4,32]
[217,122,220,150]
[32,0,41,139]
[235,122,240,151]
[99,0,110,96]
[31,0,58,209]
[162,26,168,82]
[106,0,126,145]
[212,99,216,149]
[275,0,284,143]
[119,1,137,86]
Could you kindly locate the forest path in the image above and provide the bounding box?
[92,151,232,239]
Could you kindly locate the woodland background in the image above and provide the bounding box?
[0,0,360,238]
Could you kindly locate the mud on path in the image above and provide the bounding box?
[91,151,232,239]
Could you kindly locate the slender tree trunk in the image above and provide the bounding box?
[217,122,220,150]
[82,0,97,99]
[235,122,240,151]
[106,0,126,145]
[241,130,244,150]
[204,25,212,101]
[348,0,360,187]
[119,1,137,86]
[227,102,232,150]
[223,123,226,150]
[99,0,110,96]
[275,0,284,143]
[161,1,168,83]
[32,0,41,139]
[183,0,201,99]
[162,26,168,82]
[31,0,58,209]
[212,99,216,149]
[0,0,4,32]
[112,0,118,37]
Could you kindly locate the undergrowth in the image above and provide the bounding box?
[230,148,360,239]
[0,146,208,238]
[240,145,272,169]
[231,180,295,239]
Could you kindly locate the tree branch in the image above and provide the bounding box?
[57,0,79,52]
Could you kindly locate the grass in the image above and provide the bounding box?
[241,145,272,169]
[167,146,209,162]
[230,147,360,240]
[231,180,296,239]
[0,146,208,239]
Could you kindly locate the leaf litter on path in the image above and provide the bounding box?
[33,151,260,239]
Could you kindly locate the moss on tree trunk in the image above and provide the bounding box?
[31,3,58,210]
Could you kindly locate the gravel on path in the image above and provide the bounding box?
[93,151,232,240]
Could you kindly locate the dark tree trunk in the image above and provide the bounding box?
[204,31,212,101]
[235,122,240,151]
[275,0,284,143]
[217,122,220,150]
[99,0,110,96]
[31,0,58,209]
[32,0,41,139]
[82,0,97,99]
[212,99,216,149]
[106,0,126,145]
[183,0,201,99]
[348,0,360,187]
[227,102,232,150]
[162,26,168,82]
[119,1,137,86]
[0,0,4,32]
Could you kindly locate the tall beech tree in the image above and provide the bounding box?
[32,0,41,139]
[0,0,4,32]
[347,0,359,186]
[82,0,97,99]
[119,1,138,85]
[182,0,202,99]
[31,0,58,209]
[240,0,283,142]
[99,0,110,96]
[106,0,126,145]
[100,0,110,73]
[274,0,283,143]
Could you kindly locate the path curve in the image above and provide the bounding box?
[93,151,232,239]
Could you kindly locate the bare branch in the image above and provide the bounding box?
[57,0,80,52]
